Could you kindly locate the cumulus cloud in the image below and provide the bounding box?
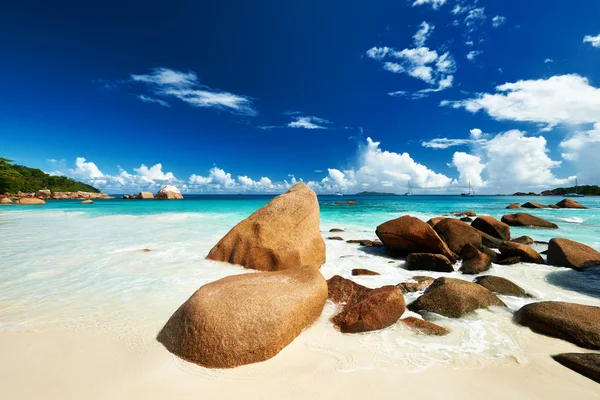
[442,74,600,126]
[131,67,257,116]
[189,166,235,189]
[366,24,456,94]
[134,164,177,183]
[560,123,600,161]
[583,34,600,48]
[71,157,104,179]
[451,152,486,187]
[492,16,506,28]
[411,0,446,9]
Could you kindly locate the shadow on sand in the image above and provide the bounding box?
[546,267,600,300]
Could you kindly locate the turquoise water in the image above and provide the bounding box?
[1,194,600,370]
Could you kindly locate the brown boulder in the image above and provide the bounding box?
[506,203,521,209]
[375,216,456,261]
[426,217,445,227]
[372,240,384,247]
[0,197,13,204]
[332,285,405,333]
[155,185,184,200]
[511,236,534,245]
[78,199,93,204]
[347,201,357,205]
[329,228,344,232]
[157,267,327,368]
[207,183,325,271]
[478,246,498,263]
[401,317,449,336]
[327,275,371,304]
[474,276,531,297]
[346,239,373,247]
[547,238,600,270]
[459,244,491,275]
[521,202,548,209]
[35,189,51,198]
[501,213,558,229]
[328,236,344,241]
[352,268,380,276]
[397,276,435,294]
[16,198,46,205]
[499,242,544,264]
[514,302,600,349]
[496,256,521,265]
[451,210,476,217]
[433,218,482,255]
[556,199,588,209]
[137,192,154,199]
[460,217,473,222]
[408,277,506,318]
[405,253,454,273]
[552,353,600,384]
[471,216,511,241]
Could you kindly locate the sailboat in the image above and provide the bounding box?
[404,181,413,196]
[564,178,584,198]
[461,181,475,197]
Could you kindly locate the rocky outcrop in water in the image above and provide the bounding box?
[206,183,325,271]
[433,218,482,255]
[459,244,491,275]
[16,198,46,204]
[351,268,380,276]
[474,276,531,297]
[515,302,600,349]
[499,242,544,264]
[547,238,600,270]
[555,199,587,209]
[471,216,511,241]
[401,317,449,336]
[157,267,327,368]
[501,213,558,229]
[155,185,184,200]
[136,192,154,199]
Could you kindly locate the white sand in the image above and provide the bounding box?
[1,326,599,400]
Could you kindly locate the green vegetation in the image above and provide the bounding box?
[0,158,100,194]
[541,185,600,196]
[354,191,399,196]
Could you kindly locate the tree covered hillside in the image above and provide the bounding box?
[0,158,100,193]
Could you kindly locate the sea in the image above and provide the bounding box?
[2,194,600,371]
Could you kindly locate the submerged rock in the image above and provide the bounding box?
[206,183,325,271]
[555,199,588,209]
[408,277,505,318]
[499,242,544,264]
[155,185,184,200]
[405,253,454,273]
[552,353,600,383]
[351,268,380,276]
[157,267,327,368]
[474,276,531,297]
[397,276,435,294]
[459,244,491,275]
[433,218,482,255]
[332,285,405,333]
[547,238,600,270]
[401,317,449,336]
[501,213,559,229]
[471,216,511,241]
[347,201,357,205]
[78,199,93,204]
[514,301,600,349]
[375,216,456,261]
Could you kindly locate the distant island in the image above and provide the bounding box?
[354,191,400,196]
[0,157,99,194]
[512,185,600,196]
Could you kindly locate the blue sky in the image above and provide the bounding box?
[2,0,600,194]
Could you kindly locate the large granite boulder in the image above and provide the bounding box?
[547,238,600,270]
[401,317,449,336]
[155,185,184,200]
[471,216,511,241]
[514,302,600,349]
[521,202,548,209]
[501,213,558,229]
[207,183,325,271]
[459,244,491,275]
[35,189,51,199]
[511,236,534,245]
[474,276,531,297]
[426,217,445,227]
[332,285,405,333]
[506,203,521,209]
[327,275,371,304]
[408,277,505,318]
[16,198,46,205]
[157,267,327,368]
[555,199,587,209]
[405,253,454,272]
[499,241,544,264]
[137,192,154,199]
[0,197,13,204]
[351,268,380,276]
[552,353,600,383]
[375,216,456,261]
[433,218,482,255]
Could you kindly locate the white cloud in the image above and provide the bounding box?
[411,0,446,10]
[442,74,600,126]
[71,157,104,179]
[560,123,600,161]
[131,67,257,116]
[492,15,506,28]
[451,152,486,187]
[189,167,236,189]
[464,8,486,29]
[544,58,554,64]
[583,34,600,48]
[137,95,170,107]
[288,116,330,129]
[466,50,482,61]
[470,128,482,139]
[237,175,275,191]
[422,138,478,149]
[133,164,177,183]
[413,22,434,47]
